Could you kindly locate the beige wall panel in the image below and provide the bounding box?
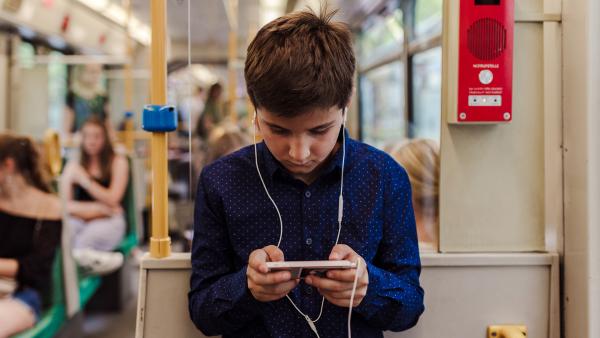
[440,22,545,252]
[137,253,557,338]
[11,66,49,137]
[562,0,600,336]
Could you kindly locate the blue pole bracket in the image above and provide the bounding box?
[142,104,178,132]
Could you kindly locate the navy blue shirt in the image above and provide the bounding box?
[189,132,424,337]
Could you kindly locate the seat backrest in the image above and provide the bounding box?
[41,249,64,308]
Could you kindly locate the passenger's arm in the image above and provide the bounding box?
[66,201,114,220]
[352,162,425,332]
[79,156,129,208]
[61,161,115,220]
[188,171,263,336]
[15,220,62,291]
[0,259,18,278]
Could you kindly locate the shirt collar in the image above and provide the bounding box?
[259,128,353,180]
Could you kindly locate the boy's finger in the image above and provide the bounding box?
[263,245,285,262]
[248,249,269,273]
[326,269,357,282]
[306,275,352,292]
[329,244,355,260]
[252,270,292,285]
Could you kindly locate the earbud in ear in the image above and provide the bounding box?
[253,111,257,125]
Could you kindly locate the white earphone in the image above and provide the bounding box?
[253,108,358,338]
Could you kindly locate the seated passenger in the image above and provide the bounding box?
[387,138,439,251]
[0,134,62,337]
[62,117,128,275]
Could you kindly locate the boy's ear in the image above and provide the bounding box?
[253,111,261,132]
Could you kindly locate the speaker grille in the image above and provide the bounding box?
[467,18,506,60]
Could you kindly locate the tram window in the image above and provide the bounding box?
[360,61,406,148]
[48,52,67,132]
[358,8,403,68]
[411,47,442,140]
[414,0,443,40]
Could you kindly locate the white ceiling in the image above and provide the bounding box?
[129,0,375,59]
[131,0,259,46]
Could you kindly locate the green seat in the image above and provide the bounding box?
[13,250,66,338]
[78,274,102,307]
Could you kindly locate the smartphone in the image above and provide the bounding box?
[265,260,357,279]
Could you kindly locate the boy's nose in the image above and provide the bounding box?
[289,137,310,162]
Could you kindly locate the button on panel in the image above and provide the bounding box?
[478,69,493,85]
[468,95,502,106]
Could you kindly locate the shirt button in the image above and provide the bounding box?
[306,287,313,294]
[305,238,312,245]
[304,191,311,198]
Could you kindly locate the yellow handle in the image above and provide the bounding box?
[487,325,527,338]
[43,129,62,177]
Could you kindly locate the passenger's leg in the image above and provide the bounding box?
[72,214,126,251]
[0,299,35,338]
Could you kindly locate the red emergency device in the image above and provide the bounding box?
[456,0,513,123]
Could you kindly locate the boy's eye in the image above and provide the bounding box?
[271,128,290,135]
[310,128,329,135]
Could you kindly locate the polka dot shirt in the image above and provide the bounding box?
[188,131,424,337]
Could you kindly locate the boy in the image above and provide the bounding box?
[189,7,424,338]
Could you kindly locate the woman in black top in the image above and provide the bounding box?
[0,134,62,337]
[62,117,128,275]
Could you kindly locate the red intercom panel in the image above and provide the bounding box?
[457,0,513,123]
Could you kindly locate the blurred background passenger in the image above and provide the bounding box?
[64,64,111,139]
[204,123,251,165]
[195,82,224,140]
[388,139,439,251]
[61,117,128,274]
[179,86,205,136]
[183,124,250,249]
[0,134,61,337]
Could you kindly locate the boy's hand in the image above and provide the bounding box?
[247,245,299,302]
[305,244,369,308]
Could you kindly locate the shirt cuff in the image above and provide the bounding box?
[353,261,383,318]
[220,265,262,312]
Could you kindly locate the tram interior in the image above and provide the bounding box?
[0,0,598,337]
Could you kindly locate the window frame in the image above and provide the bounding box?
[356,0,443,141]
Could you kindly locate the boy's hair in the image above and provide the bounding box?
[245,5,355,117]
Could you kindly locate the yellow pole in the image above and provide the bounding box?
[227,31,237,122]
[149,0,170,258]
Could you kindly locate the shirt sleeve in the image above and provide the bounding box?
[16,220,62,292]
[188,170,262,336]
[353,160,425,332]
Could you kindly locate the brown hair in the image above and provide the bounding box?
[245,5,355,117]
[387,139,440,214]
[0,134,51,192]
[205,125,250,164]
[80,117,114,181]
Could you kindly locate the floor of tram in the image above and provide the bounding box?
[82,255,139,337]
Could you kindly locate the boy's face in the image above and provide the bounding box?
[256,105,344,183]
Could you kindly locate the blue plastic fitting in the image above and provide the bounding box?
[142,105,178,132]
